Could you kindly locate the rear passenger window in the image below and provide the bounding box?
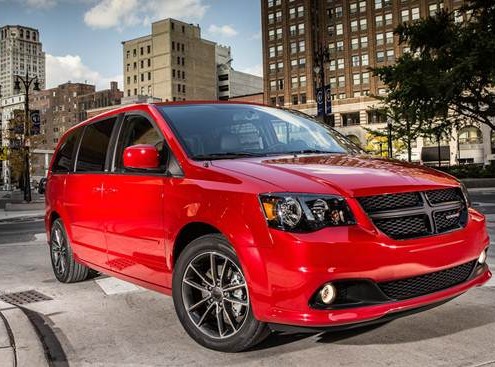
[76,118,116,172]
[52,129,80,173]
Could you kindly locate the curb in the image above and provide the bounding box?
[0,300,49,367]
[4,203,45,212]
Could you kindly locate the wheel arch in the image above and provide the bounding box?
[172,222,221,266]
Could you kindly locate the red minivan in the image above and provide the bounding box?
[45,102,491,351]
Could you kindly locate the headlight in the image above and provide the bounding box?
[259,193,355,232]
[460,183,472,207]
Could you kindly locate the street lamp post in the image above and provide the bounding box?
[313,45,331,126]
[13,71,40,203]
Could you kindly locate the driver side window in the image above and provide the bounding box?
[115,115,166,172]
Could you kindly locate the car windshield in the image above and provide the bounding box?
[158,104,363,160]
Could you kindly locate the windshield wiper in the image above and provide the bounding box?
[192,152,267,160]
[283,149,340,155]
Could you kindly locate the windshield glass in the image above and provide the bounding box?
[158,104,363,159]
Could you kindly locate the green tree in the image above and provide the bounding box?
[373,0,495,133]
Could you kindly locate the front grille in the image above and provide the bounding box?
[358,192,422,213]
[434,209,463,232]
[378,261,476,300]
[358,188,467,240]
[374,215,430,240]
[426,188,462,205]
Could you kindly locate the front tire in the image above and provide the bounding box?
[50,218,93,283]
[172,234,270,352]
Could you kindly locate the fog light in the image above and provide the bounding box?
[320,283,336,304]
[478,250,487,265]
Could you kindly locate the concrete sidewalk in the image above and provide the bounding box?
[0,300,49,366]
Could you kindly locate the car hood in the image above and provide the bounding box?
[211,154,459,197]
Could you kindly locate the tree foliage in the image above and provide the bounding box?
[372,0,495,134]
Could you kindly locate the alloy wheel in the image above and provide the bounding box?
[181,251,249,339]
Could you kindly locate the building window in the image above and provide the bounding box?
[335,6,343,18]
[289,7,296,19]
[300,93,306,104]
[291,76,298,89]
[148,59,151,67]
[299,40,305,52]
[292,94,298,105]
[376,33,384,45]
[401,9,409,22]
[353,73,361,85]
[147,45,151,54]
[351,20,358,32]
[300,75,306,87]
[361,54,369,66]
[269,63,276,72]
[299,57,306,67]
[268,13,274,23]
[362,72,370,84]
[276,11,282,22]
[336,23,343,35]
[127,76,131,84]
[385,13,393,25]
[177,56,180,65]
[291,42,297,54]
[386,49,394,61]
[278,79,284,90]
[359,1,366,12]
[277,45,283,56]
[375,0,382,10]
[386,31,393,44]
[269,30,275,40]
[148,72,152,81]
[329,60,336,71]
[172,69,176,78]
[352,55,360,67]
[298,23,305,34]
[459,126,483,144]
[140,47,144,55]
[338,75,345,87]
[269,47,275,58]
[361,36,368,48]
[291,59,298,68]
[337,58,345,69]
[351,38,359,50]
[350,3,357,14]
[491,130,495,153]
[270,80,276,90]
[276,28,282,39]
[412,7,420,20]
[360,19,367,30]
[290,25,297,36]
[342,112,360,126]
[376,15,383,28]
[336,41,344,51]
[297,5,304,17]
[377,51,385,62]
[141,60,144,68]
[181,57,185,66]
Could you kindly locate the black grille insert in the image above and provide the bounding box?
[378,261,476,300]
[374,215,430,240]
[358,188,467,240]
[358,192,422,213]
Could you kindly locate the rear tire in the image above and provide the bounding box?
[172,234,270,352]
[50,218,93,283]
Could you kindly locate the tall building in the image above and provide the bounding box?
[0,25,46,98]
[122,19,217,102]
[261,0,494,165]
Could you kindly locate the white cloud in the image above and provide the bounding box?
[84,0,208,30]
[240,64,263,77]
[208,24,238,38]
[46,54,123,91]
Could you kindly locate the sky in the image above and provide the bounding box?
[0,0,263,90]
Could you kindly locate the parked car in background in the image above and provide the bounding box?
[44,102,491,352]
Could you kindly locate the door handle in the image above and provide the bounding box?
[92,186,104,193]
[105,188,119,194]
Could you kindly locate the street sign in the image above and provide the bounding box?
[324,85,332,116]
[316,87,324,116]
[30,110,41,135]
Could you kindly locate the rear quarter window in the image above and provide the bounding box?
[75,117,116,172]
[52,129,81,173]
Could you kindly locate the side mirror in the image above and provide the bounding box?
[123,144,160,170]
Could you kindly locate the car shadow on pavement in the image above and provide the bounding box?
[316,302,495,346]
[251,300,495,351]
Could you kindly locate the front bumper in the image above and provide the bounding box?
[242,209,491,328]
